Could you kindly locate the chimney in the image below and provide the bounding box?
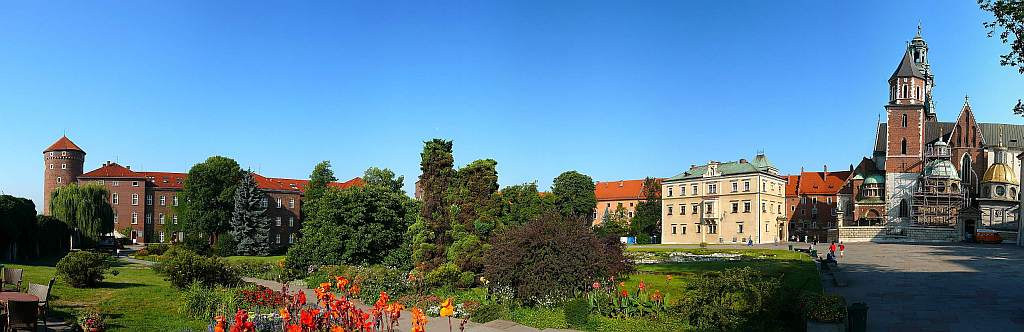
[800,166,804,173]
[850,164,854,172]
[619,180,624,187]
[739,158,748,163]
[126,165,131,170]
[823,165,828,176]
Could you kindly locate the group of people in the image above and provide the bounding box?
[823,241,845,264]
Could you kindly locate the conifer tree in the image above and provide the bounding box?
[230,171,271,256]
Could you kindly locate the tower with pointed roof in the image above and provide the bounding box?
[43,136,86,215]
[884,27,935,226]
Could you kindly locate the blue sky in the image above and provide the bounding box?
[1,1,1023,210]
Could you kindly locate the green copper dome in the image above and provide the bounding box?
[863,174,885,184]
[924,159,961,180]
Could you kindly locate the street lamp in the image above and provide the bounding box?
[1013,99,1024,116]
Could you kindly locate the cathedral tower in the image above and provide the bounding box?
[43,136,85,215]
[885,27,933,225]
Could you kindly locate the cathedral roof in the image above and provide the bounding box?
[873,122,1024,153]
[890,48,926,81]
[982,163,1018,185]
[44,136,85,153]
[924,159,960,180]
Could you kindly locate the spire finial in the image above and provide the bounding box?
[917,21,922,37]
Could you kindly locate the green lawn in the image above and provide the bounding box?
[1,260,208,331]
[222,255,286,264]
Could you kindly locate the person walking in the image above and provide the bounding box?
[839,243,845,259]
[829,242,837,256]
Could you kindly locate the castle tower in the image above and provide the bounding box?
[43,136,86,215]
[885,28,933,226]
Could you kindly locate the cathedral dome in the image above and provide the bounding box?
[863,174,885,185]
[982,163,1018,185]
[924,159,960,180]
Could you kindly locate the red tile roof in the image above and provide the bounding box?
[594,178,662,201]
[785,175,800,197]
[80,162,143,178]
[790,171,852,196]
[44,136,85,153]
[80,163,363,193]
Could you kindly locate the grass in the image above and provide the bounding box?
[222,255,286,264]
[2,259,208,331]
[444,247,821,332]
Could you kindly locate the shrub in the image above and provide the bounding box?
[214,233,237,257]
[304,264,408,299]
[679,267,789,331]
[179,282,223,320]
[56,251,113,288]
[803,293,847,323]
[230,259,286,282]
[155,248,241,289]
[563,298,590,328]
[484,212,627,304]
[471,303,509,323]
[587,282,666,319]
[425,262,462,289]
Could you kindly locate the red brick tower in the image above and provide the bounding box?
[43,136,86,215]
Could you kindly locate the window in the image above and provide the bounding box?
[131,212,139,225]
[160,196,166,206]
[289,199,295,209]
[743,201,751,213]
[899,199,909,218]
[173,215,178,224]
[276,217,282,226]
[705,202,714,214]
[682,225,686,234]
[261,197,268,208]
[708,223,718,234]
[112,193,119,205]
[160,232,165,243]
[49,164,53,169]
[667,206,673,215]
[680,204,686,215]
[902,113,908,127]
[145,213,152,224]
[113,181,120,187]
[289,234,296,244]
[668,187,673,197]
[159,213,165,224]
[691,185,698,195]
[146,194,153,206]
[738,224,744,233]
[696,224,701,233]
[276,234,282,244]
[49,151,54,157]
[732,182,738,192]
[289,217,295,227]
[61,151,67,156]
[276,198,282,208]
[113,212,118,223]
[732,202,739,213]
[132,181,139,187]
[672,225,677,234]
[628,212,633,218]
[131,194,139,205]
[61,163,66,169]
[708,183,717,194]
[173,196,179,206]
[901,138,908,154]
[744,181,750,191]
[56,176,62,184]
[792,205,796,212]
[762,202,767,212]
[692,204,698,214]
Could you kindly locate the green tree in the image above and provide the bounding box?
[413,139,455,271]
[0,195,37,260]
[49,183,115,248]
[230,171,271,256]
[449,159,499,233]
[551,171,597,225]
[630,177,662,244]
[304,160,337,217]
[493,182,552,228]
[286,172,416,270]
[173,156,243,245]
[363,167,405,195]
[979,0,1024,73]
[594,205,630,238]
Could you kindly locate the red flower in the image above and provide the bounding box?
[295,290,307,306]
[620,288,628,297]
[592,281,600,290]
[300,309,316,329]
[638,280,646,291]
[286,324,302,332]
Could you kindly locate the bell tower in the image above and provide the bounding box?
[884,27,932,225]
[43,136,86,215]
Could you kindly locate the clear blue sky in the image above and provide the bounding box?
[2,1,1023,211]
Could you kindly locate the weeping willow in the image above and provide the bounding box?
[49,183,115,246]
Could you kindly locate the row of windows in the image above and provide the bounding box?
[47,151,70,157]
[668,223,722,235]
[666,200,784,215]
[261,197,297,209]
[666,179,784,197]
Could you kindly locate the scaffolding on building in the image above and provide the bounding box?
[911,141,965,227]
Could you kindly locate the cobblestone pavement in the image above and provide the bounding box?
[819,242,1024,332]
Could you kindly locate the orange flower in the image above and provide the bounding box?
[440,297,455,317]
[620,288,628,297]
[320,282,332,290]
[335,276,350,289]
[300,309,316,329]
[213,316,226,332]
[330,326,345,332]
[666,274,673,281]
[286,324,302,332]
[652,290,664,302]
[411,307,427,332]
[279,308,291,322]
[349,284,360,296]
[638,280,646,291]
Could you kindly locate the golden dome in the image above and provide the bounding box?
[982,163,1018,185]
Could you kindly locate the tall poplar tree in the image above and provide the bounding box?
[411,139,455,271]
[230,171,271,256]
[631,177,663,244]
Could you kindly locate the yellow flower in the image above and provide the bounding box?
[439,298,455,317]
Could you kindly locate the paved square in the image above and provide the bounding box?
[821,242,1024,332]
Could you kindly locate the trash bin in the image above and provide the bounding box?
[788,244,793,251]
[848,302,868,332]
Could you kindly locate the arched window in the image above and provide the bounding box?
[899,199,909,218]
[956,125,962,145]
[902,114,908,127]
[902,85,908,99]
[901,138,908,154]
[961,154,975,195]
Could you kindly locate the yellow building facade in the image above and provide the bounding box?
[661,153,788,244]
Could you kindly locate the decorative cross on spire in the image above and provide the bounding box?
[916,22,922,37]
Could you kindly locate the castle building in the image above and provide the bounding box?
[838,27,1024,243]
[42,136,363,248]
[784,167,852,243]
[660,153,788,244]
[591,179,662,226]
